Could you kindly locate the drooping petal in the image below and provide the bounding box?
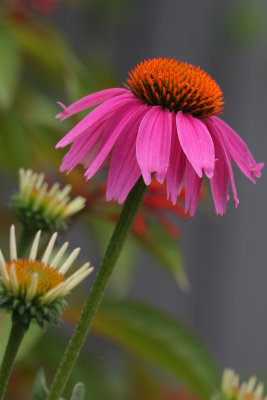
[166,115,186,204]
[56,88,129,121]
[205,118,239,207]
[210,116,264,182]
[56,93,139,148]
[176,111,215,178]
[209,132,230,215]
[59,120,107,173]
[106,106,148,203]
[80,136,102,170]
[184,160,203,217]
[84,103,145,180]
[136,107,172,185]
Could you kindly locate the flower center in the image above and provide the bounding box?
[6,259,65,295]
[126,58,224,117]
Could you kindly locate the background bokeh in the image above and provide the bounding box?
[0,0,267,399]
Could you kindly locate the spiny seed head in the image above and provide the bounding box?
[126,58,224,118]
[0,225,93,330]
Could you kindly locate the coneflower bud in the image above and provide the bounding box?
[10,169,86,233]
[220,369,267,400]
[0,225,93,330]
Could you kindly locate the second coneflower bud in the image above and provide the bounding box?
[10,169,86,233]
[217,369,267,400]
[0,225,93,330]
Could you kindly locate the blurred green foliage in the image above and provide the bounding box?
[224,2,267,45]
[93,299,220,398]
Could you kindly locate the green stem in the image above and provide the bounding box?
[46,177,148,400]
[0,322,25,400]
[17,227,36,258]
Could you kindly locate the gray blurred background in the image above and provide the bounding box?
[49,0,267,376]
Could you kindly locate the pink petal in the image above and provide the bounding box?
[84,103,145,180]
[59,120,107,173]
[136,107,172,185]
[80,135,103,169]
[184,160,203,217]
[56,93,139,148]
[205,118,239,208]
[166,115,186,204]
[56,88,129,121]
[176,112,215,179]
[209,133,230,215]
[106,106,148,203]
[210,116,264,182]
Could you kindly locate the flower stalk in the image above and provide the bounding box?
[46,177,148,400]
[0,321,25,400]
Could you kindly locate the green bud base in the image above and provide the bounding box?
[0,282,67,330]
[10,197,68,234]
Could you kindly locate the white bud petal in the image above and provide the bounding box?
[26,273,38,301]
[58,248,80,275]
[42,232,58,266]
[50,242,69,269]
[29,230,42,260]
[10,264,18,295]
[10,225,17,261]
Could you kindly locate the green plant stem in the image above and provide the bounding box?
[0,322,25,400]
[17,227,36,258]
[46,177,148,400]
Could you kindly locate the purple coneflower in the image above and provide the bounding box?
[56,58,263,216]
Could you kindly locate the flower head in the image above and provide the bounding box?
[10,169,86,233]
[220,369,267,400]
[0,225,93,329]
[56,57,263,216]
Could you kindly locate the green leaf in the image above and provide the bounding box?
[0,110,32,171]
[224,3,267,45]
[93,300,220,399]
[135,222,189,290]
[36,328,124,400]
[32,369,49,400]
[67,383,85,400]
[8,19,81,85]
[0,23,21,109]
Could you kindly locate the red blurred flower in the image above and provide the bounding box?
[163,388,200,400]
[67,169,205,239]
[133,180,205,238]
[4,0,61,16]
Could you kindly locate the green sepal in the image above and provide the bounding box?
[32,369,49,400]
[67,383,85,400]
[32,369,85,400]
[9,196,68,234]
[0,284,68,330]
